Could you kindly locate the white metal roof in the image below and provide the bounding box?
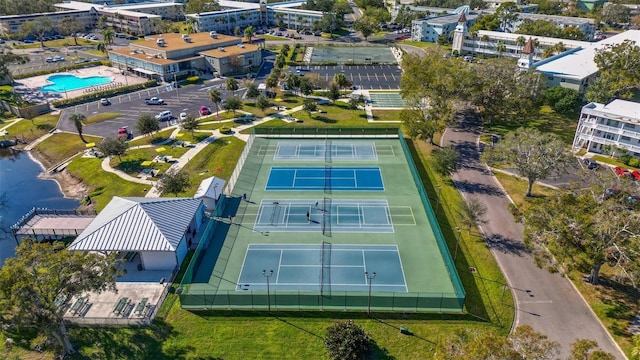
[534,30,640,81]
[194,176,226,200]
[69,197,202,252]
[584,100,640,122]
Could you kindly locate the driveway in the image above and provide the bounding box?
[442,113,625,359]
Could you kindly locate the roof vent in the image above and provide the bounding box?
[238,44,244,48]
[156,38,165,47]
[210,31,218,38]
[218,47,225,51]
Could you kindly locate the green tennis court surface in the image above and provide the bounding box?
[180,131,465,312]
[369,92,406,108]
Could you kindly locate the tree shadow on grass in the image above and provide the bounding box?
[115,159,144,174]
[66,319,198,360]
[311,116,337,124]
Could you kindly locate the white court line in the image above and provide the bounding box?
[236,247,254,288]
[395,244,409,292]
[275,249,284,284]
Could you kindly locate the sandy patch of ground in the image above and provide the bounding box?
[39,169,86,199]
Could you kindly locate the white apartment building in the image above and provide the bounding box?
[0,10,94,36]
[573,100,640,158]
[411,12,478,43]
[186,0,324,34]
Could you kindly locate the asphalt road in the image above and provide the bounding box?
[58,79,242,138]
[442,114,625,359]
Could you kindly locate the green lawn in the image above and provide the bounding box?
[11,37,95,49]
[592,155,640,171]
[3,115,59,143]
[31,132,102,169]
[127,128,175,147]
[66,157,149,211]
[484,106,578,145]
[111,145,191,178]
[371,110,403,121]
[176,136,246,196]
[84,113,121,125]
[199,111,236,123]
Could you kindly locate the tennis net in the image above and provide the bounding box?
[322,197,331,237]
[324,165,331,194]
[320,240,326,293]
[325,139,331,163]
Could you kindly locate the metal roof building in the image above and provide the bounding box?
[69,197,206,271]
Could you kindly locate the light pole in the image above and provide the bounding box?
[435,184,442,218]
[262,269,273,314]
[174,72,180,102]
[454,227,461,261]
[365,271,376,316]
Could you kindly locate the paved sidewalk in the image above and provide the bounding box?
[442,115,625,359]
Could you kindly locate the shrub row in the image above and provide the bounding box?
[13,61,108,80]
[52,80,158,108]
[185,76,200,84]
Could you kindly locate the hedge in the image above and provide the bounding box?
[13,61,108,80]
[52,80,158,108]
[186,76,200,84]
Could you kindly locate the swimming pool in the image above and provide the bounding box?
[41,74,112,93]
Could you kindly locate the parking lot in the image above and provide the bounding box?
[58,79,244,138]
[298,64,402,90]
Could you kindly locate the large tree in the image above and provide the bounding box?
[483,128,572,197]
[185,0,221,14]
[524,176,640,286]
[97,136,128,161]
[158,169,191,196]
[58,18,84,46]
[0,240,121,356]
[19,17,54,48]
[223,95,243,115]
[586,40,640,103]
[180,113,200,135]
[324,320,370,360]
[136,113,160,137]
[255,94,271,115]
[68,113,86,143]
[400,50,472,144]
[0,48,28,86]
[600,3,631,25]
[332,73,351,93]
[353,16,378,41]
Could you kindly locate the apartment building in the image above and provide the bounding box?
[573,100,640,158]
[108,32,262,80]
[0,10,94,36]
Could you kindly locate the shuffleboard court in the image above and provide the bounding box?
[309,46,397,64]
[266,166,384,191]
[236,244,407,292]
[369,92,406,108]
[274,141,378,161]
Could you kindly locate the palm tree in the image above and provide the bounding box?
[296,15,303,30]
[244,26,254,43]
[103,29,114,49]
[516,36,526,54]
[531,38,540,58]
[552,42,565,55]
[332,73,351,94]
[96,42,107,54]
[69,113,86,143]
[481,34,490,51]
[496,41,507,57]
[209,89,222,119]
[469,31,478,55]
[114,12,124,32]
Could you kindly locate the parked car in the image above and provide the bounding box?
[179,112,188,121]
[117,127,131,139]
[583,158,599,170]
[615,166,632,177]
[52,55,65,62]
[155,110,172,121]
[145,97,164,105]
[45,57,54,63]
[100,98,111,106]
[199,106,211,116]
[632,170,640,181]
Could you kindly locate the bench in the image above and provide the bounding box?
[70,297,87,315]
[113,297,129,315]
[134,298,149,316]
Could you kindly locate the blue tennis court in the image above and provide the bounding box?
[236,244,407,292]
[251,199,398,233]
[266,166,384,191]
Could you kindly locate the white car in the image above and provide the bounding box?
[155,110,172,121]
[179,112,188,121]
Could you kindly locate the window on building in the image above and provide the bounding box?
[621,136,631,141]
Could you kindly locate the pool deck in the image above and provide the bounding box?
[12,66,147,104]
